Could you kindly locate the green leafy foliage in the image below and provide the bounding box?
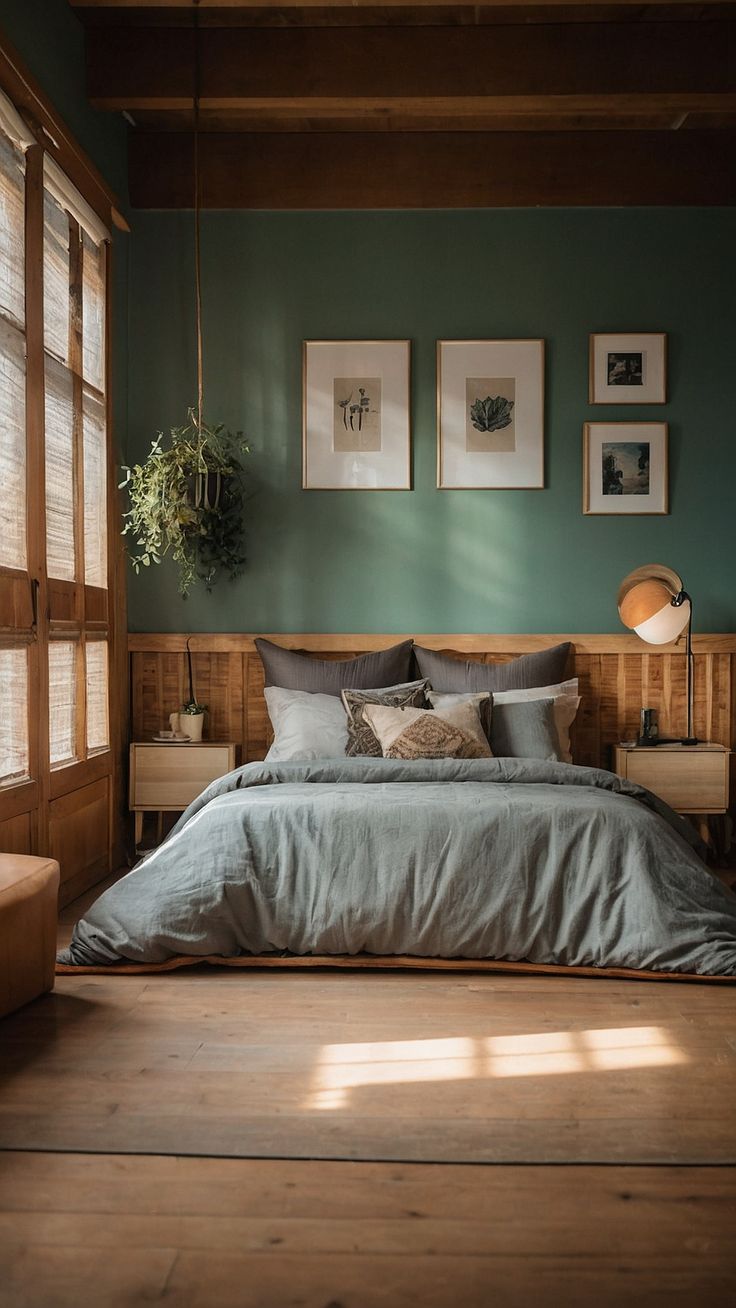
[119,411,250,597]
[180,699,207,715]
[469,394,515,433]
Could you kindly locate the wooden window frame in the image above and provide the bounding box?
[0,39,127,887]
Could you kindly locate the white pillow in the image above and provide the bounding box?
[492,679,580,763]
[264,686,347,762]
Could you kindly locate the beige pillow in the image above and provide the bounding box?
[363,701,492,761]
[491,679,580,763]
[427,690,492,741]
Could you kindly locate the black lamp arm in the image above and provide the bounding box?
[670,589,697,745]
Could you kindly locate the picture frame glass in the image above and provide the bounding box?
[584,422,668,515]
[303,341,410,490]
[438,340,544,489]
[590,333,666,405]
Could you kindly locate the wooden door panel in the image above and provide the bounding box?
[0,812,32,855]
[49,775,109,904]
[0,570,33,631]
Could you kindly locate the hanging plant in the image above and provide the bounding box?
[120,0,251,599]
[119,413,249,597]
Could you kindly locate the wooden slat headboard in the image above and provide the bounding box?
[128,633,736,772]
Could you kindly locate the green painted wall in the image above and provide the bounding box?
[0,0,127,197]
[127,207,736,634]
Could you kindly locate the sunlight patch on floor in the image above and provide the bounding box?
[305,1026,688,1110]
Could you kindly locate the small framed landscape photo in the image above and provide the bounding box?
[589,333,667,405]
[583,422,668,515]
[437,339,544,489]
[302,340,411,490]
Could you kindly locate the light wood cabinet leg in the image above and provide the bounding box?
[134,811,143,849]
[696,816,711,846]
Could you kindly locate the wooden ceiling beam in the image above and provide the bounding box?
[129,106,698,131]
[70,4,736,30]
[70,0,736,10]
[86,21,736,110]
[119,94,736,128]
[128,128,736,207]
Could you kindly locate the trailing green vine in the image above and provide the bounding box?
[119,410,249,597]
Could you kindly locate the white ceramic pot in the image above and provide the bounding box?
[179,711,204,742]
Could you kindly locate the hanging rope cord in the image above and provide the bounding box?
[193,0,204,432]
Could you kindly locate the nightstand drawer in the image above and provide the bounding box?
[130,743,237,810]
[613,746,729,814]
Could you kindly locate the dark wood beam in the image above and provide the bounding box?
[86,21,736,113]
[128,128,736,207]
[129,107,696,131]
[70,3,736,26]
[70,0,736,11]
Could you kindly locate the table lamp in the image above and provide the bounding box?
[617,564,697,746]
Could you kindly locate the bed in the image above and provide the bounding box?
[58,637,736,979]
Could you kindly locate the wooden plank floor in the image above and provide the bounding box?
[0,874,735,1305]
[1,1154,735,1308]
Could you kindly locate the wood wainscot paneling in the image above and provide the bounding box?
[49,776,110,907]
[0,812,33,857]
[129,634,736,771]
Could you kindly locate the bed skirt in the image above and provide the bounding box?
[55,953,736,983]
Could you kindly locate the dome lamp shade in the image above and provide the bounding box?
[617,564,697,745]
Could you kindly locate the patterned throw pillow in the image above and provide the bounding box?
[362,702,492,760]
[342,680,429,757]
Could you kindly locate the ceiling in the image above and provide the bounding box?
[68,0,736,206]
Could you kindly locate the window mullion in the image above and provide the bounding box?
[24,145,47,819]
[69,215,87,762]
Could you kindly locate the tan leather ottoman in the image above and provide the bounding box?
[0,855,60,1019]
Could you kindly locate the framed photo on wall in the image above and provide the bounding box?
[302,340,411,490]
[583,422,668,515]
[589,333,667,404]
[437,339,544,489]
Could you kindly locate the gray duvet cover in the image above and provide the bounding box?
[59,757,736,975]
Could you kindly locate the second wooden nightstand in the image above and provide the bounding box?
[130,741,238,849]
[613,743,730,838]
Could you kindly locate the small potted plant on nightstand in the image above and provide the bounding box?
[179,697,207,742]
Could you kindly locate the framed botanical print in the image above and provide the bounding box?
[437,339,544,489]
[302,340,411,490]
[589,333,667,404]
[583,422,668,515]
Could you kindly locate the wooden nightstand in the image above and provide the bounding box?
[129,742,238,849]
[613,743,730,837]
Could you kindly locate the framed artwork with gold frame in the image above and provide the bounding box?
[437,339,544,489]
[589,333,667,404]
[302,340,411,490]
[583,421,668,515]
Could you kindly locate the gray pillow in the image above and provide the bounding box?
[256,638,414,696]
[342,680,429,757]
[414,642,572,694]
[490,698,561,761]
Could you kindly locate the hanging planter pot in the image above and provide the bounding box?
[189,469,223,513]
[119,414,249,597]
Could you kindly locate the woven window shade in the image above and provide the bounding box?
[0,316,26,570]
[85,641,109,753]
[43,189,70,365]
[45,355,76,582]
[0,131,25,331]
[0,646,29,785]
[83,385,107,589]
[82,232,105,392]
[48,641,77,767]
